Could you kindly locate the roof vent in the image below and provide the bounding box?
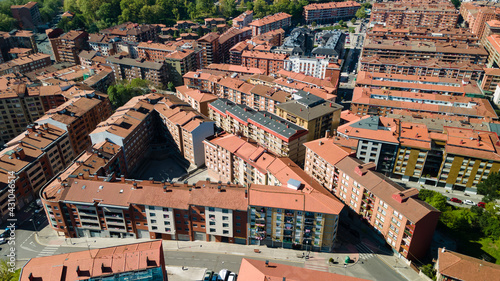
[119,189,123,193]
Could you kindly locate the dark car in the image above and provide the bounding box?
[450,198,462,204]
[211,273,219,281]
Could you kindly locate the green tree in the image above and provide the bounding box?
[129,78,149,88]
[0,259,19,281]
[420,264,436,281]
[451,0,460,9]
[0,14,16,32]
[311,21,316,27]
[167,81,175,92]
[253,0,269,18]
[350,18,356,25]
[221,0,236,18]
[477,172,500,202]
[356,8,366,19]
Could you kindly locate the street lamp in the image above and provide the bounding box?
[30,218,37,236]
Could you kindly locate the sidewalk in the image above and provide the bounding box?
[35,225,425,280]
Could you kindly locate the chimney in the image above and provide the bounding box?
[93,173,98,180]
[163,185,168,192]
[184,180,189,188]
[27,125,34,133]
[76,161,82,167]
[57,177,62,182]
[265,260,269,267]
[149,177,154,184]
[15,147,25,159]
[245,189,248,198]
[325,129,330,138]
[78,173,84,179]
[121,174,125,183]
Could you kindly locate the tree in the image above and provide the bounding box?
[420,264,436,281]
[167,81,175,92]
[253,0,269,18]
[129,78,149,88]
[350,18,356,25]
[356,8,367,19]
[0,259,19,281]
[0,14,16,32]
[311,21,317,27]
[477,172,500,202]
[451,0,460,9]
[221,0,236,18]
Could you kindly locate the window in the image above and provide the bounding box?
[223,230,229,234]
[222,216,228,220]
[163,214,169,219]
[152,226,158,230]
[163,208,169,212]
[184,215,188,218]
[210,221,216,226]
[210,228,216,233]
[222,209,229,213]
[149,213,156,217]
[164,221,170,225]
[223,223,229,228]
[176,213,180,217]
[151,220,157,224]
[236,222,241,227]
[149,206,155,210]
[165,228,171,232]
[209,207,215,212]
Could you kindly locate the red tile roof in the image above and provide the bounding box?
[437,248,500,281]
[238,258,369,281]
[20,241,164,281]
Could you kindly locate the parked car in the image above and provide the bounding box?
[464,199,475,205]
[227,272,237,281]
[450,198,462,204]
[211,273,220,281]
[203,271,213,281]
[477,202,486,208]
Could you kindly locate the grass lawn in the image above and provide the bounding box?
[443,224,500,264]
[478,238,500,264]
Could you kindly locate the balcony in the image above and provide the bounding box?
[105,212,123,219]
[400,243,409,252]
[304,218,314,225]
[404,228,413,236]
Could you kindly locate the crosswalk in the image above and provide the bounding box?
[36,245,60,257]
[356,242,375,260]
[304,257,329,272]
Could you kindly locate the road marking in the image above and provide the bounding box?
[356,243,375,260]
[36,246,60,257]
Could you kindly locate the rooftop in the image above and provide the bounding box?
[20,241,163,281]
[106,56,165,70]
[277,91,342,121]
[437,248,500,281]
[304,1,360,11]
[238,258,368,281]
[249,12,292,27]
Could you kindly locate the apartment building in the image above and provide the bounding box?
[106,55,168,86]
[56,31,89,65]
[154,100,215,168]
[175,85,217,116]
[20,241,167,281]
[0,123,73,225]
[90,94,214,169]
[219,27,252,64]
[481,20,500,47]
[0,53,51,76]
[206,63,265,76]
[333,115,500,192]
[0,75,55,145]
[46,28,64,62]
[249,13,292,37]
[37,91,112,155]
[100,22,159,43]
[205,18,226,28]
[485,34,500,67]
[250,28,285,47]
[242,51,287,75]
[208,99,308,163]
[310,152,440,260]
[0,29,38,56]
[303,1,360,24]
[460,2,500,39]
[41,176,248,242]
[284,56,334,79]
[250,71,337,101]
[367,25,478,44]
[360,56,484,81]
[350,87,498,120]
[370,1,459,29]
[137,42,177,61]
[233,10,253,29]
[481,68,500,94]
[10,1,41,30]
[362,39,488,66]
[166,49,203,86]
[88,33,117,56]
[198,32,220,68]
[276,91,342,141]
[183,70,289,113]
[355,71,485,97]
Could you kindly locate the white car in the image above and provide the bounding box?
[464,199,475,205]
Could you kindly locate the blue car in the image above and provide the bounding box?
[211,273,219,281]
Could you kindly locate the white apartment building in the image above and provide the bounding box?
[284,56,330,79]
